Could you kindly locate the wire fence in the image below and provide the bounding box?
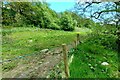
[1,42,76,64]
[1,51,40,64]
[1,47,52,63]
[2,34,80,78]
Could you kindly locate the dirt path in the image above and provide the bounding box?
[2,42,75,78]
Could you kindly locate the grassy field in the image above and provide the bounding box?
[2,27,74,60]
[69,41,118,78]
[2,27,92,72]
[2,27,92,60]
[2,26,118,78]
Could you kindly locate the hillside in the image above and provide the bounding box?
[1,1,119,79]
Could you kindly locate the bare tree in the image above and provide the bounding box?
[74,1,120,25]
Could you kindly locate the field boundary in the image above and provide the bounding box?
[2,33,81,78]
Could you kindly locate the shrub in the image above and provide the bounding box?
[60,14,75,31]
[86,32,117,51]
[12,13,30,27]
[48,23,60,30]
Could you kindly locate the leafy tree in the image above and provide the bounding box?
[2,3,16,25]
[60,12,75,31]
[2,2,60,29]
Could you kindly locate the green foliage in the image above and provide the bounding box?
[70,36,118,78]
[2,2,60,30]
[2,3,16,25]
[13,13,28,27]
[3,2,93,31]
[48,23,60,30]
[88,24,117,51]
[69,24,118,78]
[60,12,75,31]
[70,46,118,78]
[87,33,117,50]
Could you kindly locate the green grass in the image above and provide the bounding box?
[69,42,118,78]
[2,27,92,60]
[2,26,91,72]
[2,27,75,60]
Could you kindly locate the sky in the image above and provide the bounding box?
[47,2,76,12]
[47,1,117,23]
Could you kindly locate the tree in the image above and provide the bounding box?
[60,12,76,31]
[2,2,16,25]
[2,2,59,29]
[75,1,120,26]
[75,1,120,72]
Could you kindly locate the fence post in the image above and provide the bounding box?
[62,44,69,78]
[77,34,80,44]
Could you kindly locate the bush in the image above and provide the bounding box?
[86,32,117,51]
[48,23,60,30]
[12,23,26,27]
[60,14,75,31]
[12,13,29,27]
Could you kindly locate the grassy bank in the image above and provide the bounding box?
[69,34,118,78]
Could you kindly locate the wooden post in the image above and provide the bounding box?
[62,44,69,78]
[77,34,80,44]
